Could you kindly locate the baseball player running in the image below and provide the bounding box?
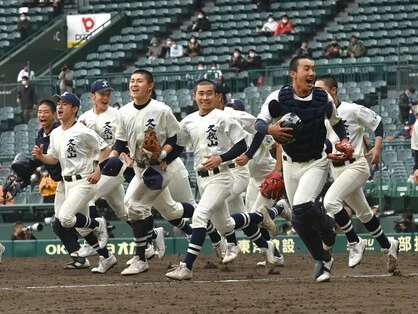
[34,99,90,269]
[103,70,195,276]
[315,75,399,272]
[32,92,117,274]
[76,79,130,257]
[255,56,351,282]
[166,80,277,280]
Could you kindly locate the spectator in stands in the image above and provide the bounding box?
[204,61,223,81]
[386,121,412,140]
[245,49,262,70]
[322,36,341,59]
[187,62,206,89]
[17,63,35,83]
[161,36,173,58]
[295,40,312,57]
[17,75,37,124]
[229,48,247,72]
[259,14,278,36]
[17,12,31,41]
[147,37,163,60]
[169,40,184,58]
[186,35,201,58]
[398,87,417,124]
[274,14,293,37]
[345,35,367,58]
[252,0,271,12]
[190,10,210,32]
[11,221,36,240]
[39,168,58,203]
[394,211,418,233]
[58,64,74,94]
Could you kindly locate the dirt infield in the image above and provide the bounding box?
[0,252,415,313]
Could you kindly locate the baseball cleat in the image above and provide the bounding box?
[126,246,155,266]
[121,256,149,275]
[92,252,117,274]
[260,241,276,274]
[64,256,91,269]
[212,238,227,261]
[166,262,193,280]
[383,238,399,273]
[315,258,334,282]
[257,205,278,236]
[348,237,366,268]
[0,243,5,263]
[78,242,97,258]
[94,217,109,249]
[257,247,284,267]
[222,243,240,264]
[153,227,166,259]
[277,199,292,221]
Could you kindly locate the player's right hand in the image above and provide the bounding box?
[32,144,43,159]
[268,120,293,143]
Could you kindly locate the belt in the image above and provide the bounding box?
[228,163,236,169]
[283,154,322,163]
[63,174,82,182]
[332,158,356,168]
[136,160,160,168]
[197,167,220,177]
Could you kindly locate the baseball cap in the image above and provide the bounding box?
[52,92,80,107]
[226,98,245,111]
[213,80,224,94]
[91,79,114,93]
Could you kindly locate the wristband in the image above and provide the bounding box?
[158,150,167,161]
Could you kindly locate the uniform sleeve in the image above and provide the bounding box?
[239,112,257,134]
[164,108,181,138]
[256,91,279,123]
[357,106,382,131]
[85,128,109,151]
[176,119,191,147]
[326,94,342,126]
[47,133,58,159]
[225,117,247,144]
[115,109,127,142]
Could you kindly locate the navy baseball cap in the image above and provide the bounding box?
[226,98,245,111]
[52,92,80,107]
[143,166,163,190]
[213,80,224,94]
[91,79,114,93]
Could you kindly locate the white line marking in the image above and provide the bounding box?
[0,272,413,291]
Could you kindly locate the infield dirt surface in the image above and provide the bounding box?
[0,252,415,313]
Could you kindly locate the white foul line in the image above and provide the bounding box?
[0,272,414,291]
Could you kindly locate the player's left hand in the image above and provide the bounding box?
[236,154,249,166]
[87,168,101,184]
[32,144,43,160]
[366,146,380,165]
[202,155,222,170]
[159,160,168,172]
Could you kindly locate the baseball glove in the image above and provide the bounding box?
[143,129,162,163]
[327,141,354,162]
[260,172,285,200]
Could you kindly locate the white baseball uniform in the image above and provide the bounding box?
[411,122,418,150]
[115,99,185,222]
[79,106,128,221]
[224,106,277,212]
[48,122,108,236]
[177,108,246,235]
[324,101,381,223]
[258,89,341,207]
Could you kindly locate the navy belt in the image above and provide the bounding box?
[228,163,236,169]
[332,158,356,168]
[197,167,220,177]
[283,154,322,163]
[63,174,82,182]
[137,160,160,168]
